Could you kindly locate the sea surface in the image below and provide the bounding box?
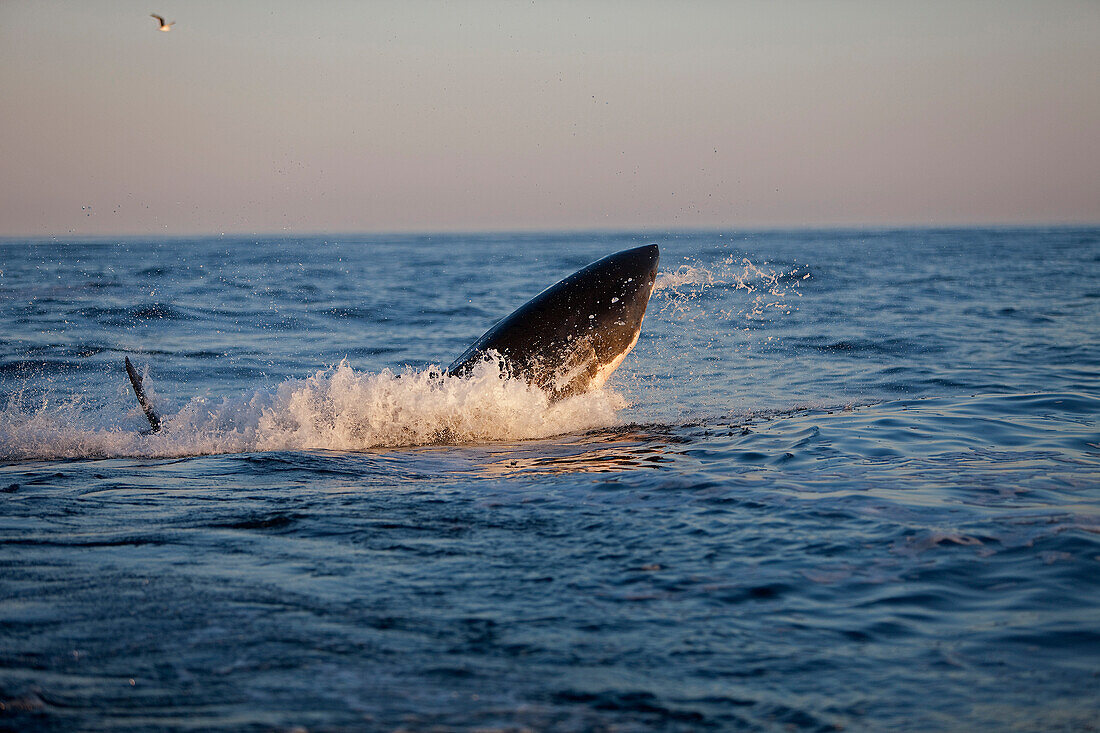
[1,228,1098,731]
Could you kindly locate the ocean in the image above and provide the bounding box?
[1,228,1098,731]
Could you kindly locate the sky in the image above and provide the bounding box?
[1,0,1098,236]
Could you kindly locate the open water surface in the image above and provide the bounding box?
[1,229,1098,730]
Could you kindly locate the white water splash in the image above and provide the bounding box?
[654,254,806,321]
[0,359,625,460]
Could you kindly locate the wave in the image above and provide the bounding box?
[0,360,625,461]
[76,302,196,326]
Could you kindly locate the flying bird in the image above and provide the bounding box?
[150,14,175,31]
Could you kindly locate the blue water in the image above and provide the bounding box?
[1,229,1098,730]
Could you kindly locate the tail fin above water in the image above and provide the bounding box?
[124,357,161,433]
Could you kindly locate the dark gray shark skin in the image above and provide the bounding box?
[447,244,660,401]
[124,356,161,433]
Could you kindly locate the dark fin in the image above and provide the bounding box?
[125,357,161,433]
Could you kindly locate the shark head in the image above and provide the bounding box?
[448,244,660,401]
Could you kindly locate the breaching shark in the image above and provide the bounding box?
[125,244,660,433]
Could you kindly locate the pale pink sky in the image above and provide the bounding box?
[1,0,1098,235]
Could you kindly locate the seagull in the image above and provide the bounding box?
[150,14,175,31]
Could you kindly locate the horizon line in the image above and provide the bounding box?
[2,221,1099,242]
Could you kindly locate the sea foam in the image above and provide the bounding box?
[0,359,625,460]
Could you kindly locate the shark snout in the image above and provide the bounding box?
[615,244,660,285]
